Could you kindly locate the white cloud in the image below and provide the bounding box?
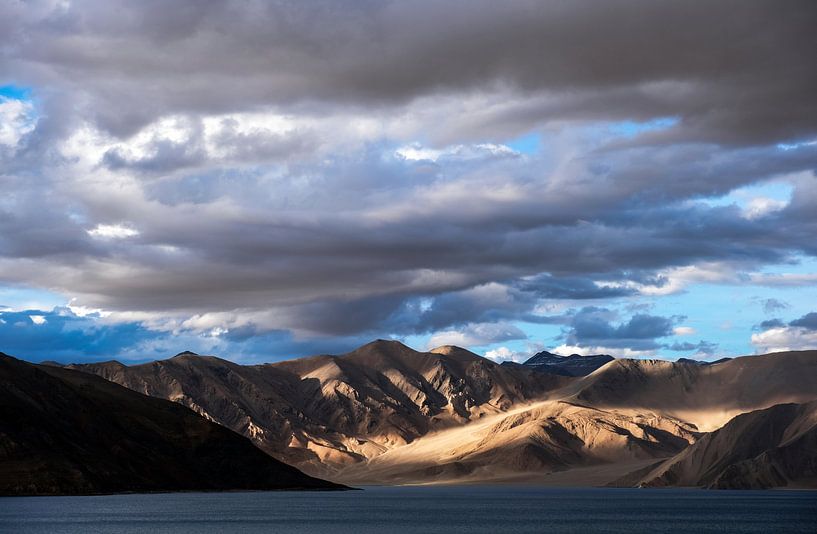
[484,346,527,363]
[778,139,817,151]
[596,262,743,297]
[550,343,653,359]
[742,197,787,220]
[639,263,742,296]
[394,144,444,161]
[67,299,112,318]
[617,261,817,296]
[673,326,696,336]
[87,224,140,239]
[0,97,35,148]
[751,326,817,354]
[29,315,46,325]
[427,330,478,348]
[395,142,517,162]
[428,322,526,349]
[204,326,229,338]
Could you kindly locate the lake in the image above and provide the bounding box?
[1,486,815,533]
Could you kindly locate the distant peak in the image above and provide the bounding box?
[677,357,732,366]
[522,350,614,377]
[362,339,410,350]
[370,338,403,345]
[344,339,415,358]
[526,350,613,361]
[532,350,560,359]
[174,351,200,358]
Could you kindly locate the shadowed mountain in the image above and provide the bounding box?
[67,340,571,477]
[676,357,732,366]
[506,350,614,377]
[0,353,344,495]
[559,350,817,431]
[614,401,817,489]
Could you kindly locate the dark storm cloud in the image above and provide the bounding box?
[573,311,674,340]
[561,307,679,351]
[515,275,637,300]
[759,319,786,329]
[0,155,814,324]
[1,0,816,359]
[262,281,564,338]
[4,0,816,143]
[0,186,94,259]
[789,312,817,330]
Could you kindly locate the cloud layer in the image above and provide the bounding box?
[1,1,815,361]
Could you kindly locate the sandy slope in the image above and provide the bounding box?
[614,401,817,489]
[335,399,696,484]
[559,351,817,430]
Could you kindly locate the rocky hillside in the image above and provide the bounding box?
[615,401,817,489]
[0,353,344,495]
[560,351,817,430]
[337,400,698,485]
[68,340,570,477]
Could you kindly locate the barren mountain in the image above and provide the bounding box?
[615,401,817,489]
[560,351,817,430]
[336,400,697,485]
[63,344,817,486]
[509,350,614,376]
[0,353,343,495]
[68,340,570,477]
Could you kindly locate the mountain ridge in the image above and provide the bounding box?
[41,343,817,487]
[65,340,571,477]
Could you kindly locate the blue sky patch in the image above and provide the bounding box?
[505,132,541,154]
[0,84,32,101]
[608,117,679,137]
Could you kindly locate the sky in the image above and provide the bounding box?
[1,0,816,364]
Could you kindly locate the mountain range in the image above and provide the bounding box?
[50,341,817,489]
[63,341,566,477]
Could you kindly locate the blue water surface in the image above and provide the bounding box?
[1,486,815,533]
